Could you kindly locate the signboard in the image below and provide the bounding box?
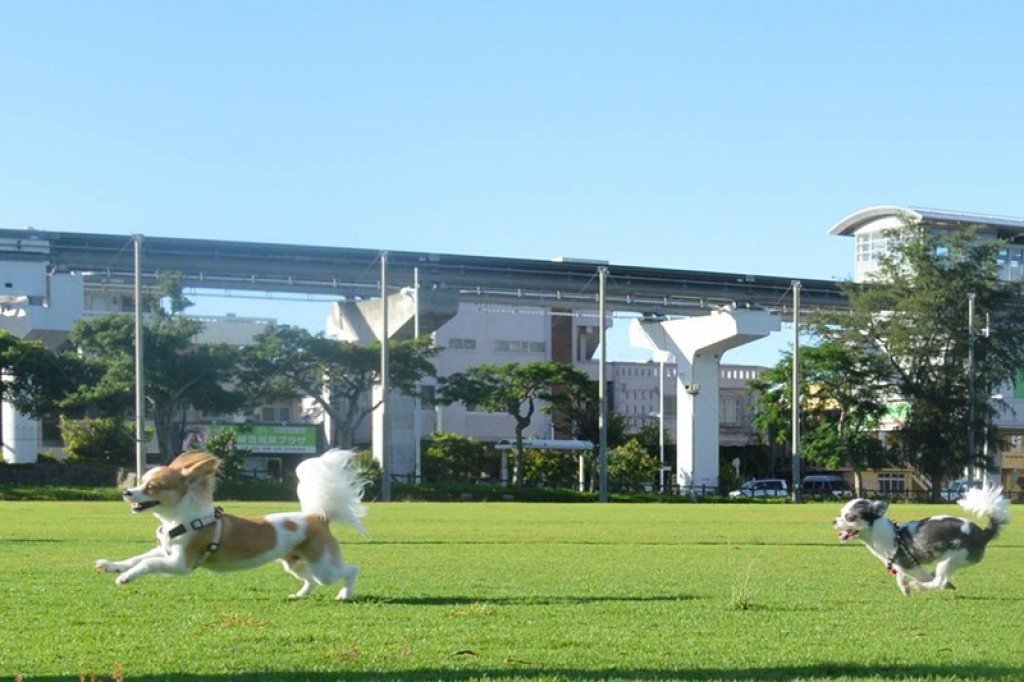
[878,401,909,428]
[207,424,318,454]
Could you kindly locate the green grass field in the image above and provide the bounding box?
[2,500,1022,681]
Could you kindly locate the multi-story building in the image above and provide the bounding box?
[829,205,1024,494]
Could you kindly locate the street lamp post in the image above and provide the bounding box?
[968,292,976,486]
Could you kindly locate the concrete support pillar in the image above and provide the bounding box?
[2,378,39,463]
[327,287,457,478]
[371,385,416,482]
[630,306,780,493]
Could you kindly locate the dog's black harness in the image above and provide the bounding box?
[162,507,224,563]
[885,522,919,575]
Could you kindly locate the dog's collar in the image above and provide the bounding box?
[165,507,224,540]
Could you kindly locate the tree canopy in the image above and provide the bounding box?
[750,338,891,491]
[65,277,242,461]
[0,330,82,417]
[237,324,440,447]
[437,361,593,486]
[783,216,1024,495]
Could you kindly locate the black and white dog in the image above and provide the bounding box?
[833,484,1010,595]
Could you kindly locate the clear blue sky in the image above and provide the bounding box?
[3,2,1022,363]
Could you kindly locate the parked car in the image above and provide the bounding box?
[940,478,981,501]
[800,474,853,499]
[729,478,789,498]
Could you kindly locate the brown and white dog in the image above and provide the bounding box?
[95,449,368,600]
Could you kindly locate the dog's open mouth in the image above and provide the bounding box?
[131,500,160,512]
[838,529,858,542]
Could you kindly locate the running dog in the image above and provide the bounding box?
[833,484,1010,595]
[95,449,368,600]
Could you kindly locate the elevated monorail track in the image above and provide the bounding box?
[0,229,847,315]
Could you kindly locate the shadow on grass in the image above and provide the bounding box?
[363,539,1024,549]
[23,663,1024,681]
[350,593,700,606]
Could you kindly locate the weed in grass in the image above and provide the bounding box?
[729,544,763,611]
[74,661,124,682]
[448,601,497,618]
[334,641,361,663]
[205,612,268,630]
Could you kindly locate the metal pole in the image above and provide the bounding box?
[658,357,666,493]
[791,281,802,503]
[413,267,421,484]
[968,292,976,485]
[133,235,146,481]
[598,266,609,502]
[380,252,391,502]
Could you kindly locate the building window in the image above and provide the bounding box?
[421,385,436,408]
[258,406,291,423]
[495,339,546,353]
[878,472,906,494]
[448,338,476,350]
[720,398,742,425]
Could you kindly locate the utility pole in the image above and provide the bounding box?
[967,292,976,485]
[791,281,802,503]
[380,252,391,502]
[413,267,421,484]
[658,357,666,492]
[598,266,609,503]
[133,235,145,481]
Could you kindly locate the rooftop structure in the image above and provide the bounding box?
[829,205,1024,283]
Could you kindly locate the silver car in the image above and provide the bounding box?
[729,479,789,498]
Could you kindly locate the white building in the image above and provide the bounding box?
[829,205,1024,492]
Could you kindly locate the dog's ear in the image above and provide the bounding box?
[169,452,222,481]
[871,500,889,519]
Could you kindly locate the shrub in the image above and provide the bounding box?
[59,416,136,467]
[522,447,579,488]
[424,432,490,482]
[608,438,659,491]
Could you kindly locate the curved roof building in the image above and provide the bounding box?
[828,205,1024,282]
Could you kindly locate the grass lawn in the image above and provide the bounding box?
[1,499,1022,681]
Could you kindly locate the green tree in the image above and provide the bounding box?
[607,438,659,491]
[59,415,137,466]
[750,338,891,491]
[65,276,242,461]
[521,447,579,488]
[565,389,629,451]
[237,325,440,448]
[820,216,1024,495]
[0,330,84,417]
[437,361,593,487]
[423,432,490,482]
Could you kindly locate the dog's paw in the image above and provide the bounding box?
[115,572,136,585]
[95,559,120,573]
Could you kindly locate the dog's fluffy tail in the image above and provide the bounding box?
[958,483,1011,539]
[296,449,369,534]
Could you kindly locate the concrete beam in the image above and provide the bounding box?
[328,286,459,343]
[630,306,781,492]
